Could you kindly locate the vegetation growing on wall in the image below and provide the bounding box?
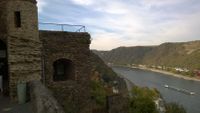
[129,86,159,113]
[91,81,107,106]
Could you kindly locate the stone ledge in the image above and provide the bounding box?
[29,81,65,113]
[39,30,91,43]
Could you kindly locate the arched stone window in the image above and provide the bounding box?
[53,59,75,81]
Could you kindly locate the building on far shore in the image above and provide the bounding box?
[194,70,200,77]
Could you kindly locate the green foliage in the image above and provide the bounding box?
[129,86,159,113]
[131,86,159,100]
[165,103,187,113]
[186,71,195,77]
[91,81,107,106]
[129,96,158,113]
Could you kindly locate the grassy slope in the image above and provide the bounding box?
[94,40,200,70]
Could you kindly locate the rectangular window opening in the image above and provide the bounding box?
[14,11,21,28]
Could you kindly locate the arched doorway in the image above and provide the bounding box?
[0,40,9,95]
[53,59,75,81]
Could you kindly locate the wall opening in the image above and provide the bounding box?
[53,59,75,81]
[0,40,9,95]
[14,11,21,28]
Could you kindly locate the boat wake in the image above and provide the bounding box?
[164,84,196,95]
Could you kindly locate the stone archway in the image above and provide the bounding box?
[0,40,9,95]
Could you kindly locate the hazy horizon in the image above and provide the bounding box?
[92,40,200,51]
[37,0,200,50]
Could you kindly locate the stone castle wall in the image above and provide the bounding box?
[29,81,65,113]
[40,31,91,85]
[0,2,8,35]
[0,0,42,99]
[40,31,93,113]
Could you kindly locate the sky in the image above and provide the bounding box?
[37,0,200,50]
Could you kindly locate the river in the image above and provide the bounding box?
[113,66,200,113]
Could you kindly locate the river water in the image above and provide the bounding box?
[113,66,200,113]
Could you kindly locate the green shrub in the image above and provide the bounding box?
[91,81,107,106]
[129,96,158,113]
[131,86,159,100]
[165,103,187,113]
[129,86,159,113]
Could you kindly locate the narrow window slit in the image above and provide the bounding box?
[14,11,21,28]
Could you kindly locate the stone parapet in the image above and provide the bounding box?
[29,81,65,113]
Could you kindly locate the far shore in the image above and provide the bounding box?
[113,65,200,82]
[133,66,200,82]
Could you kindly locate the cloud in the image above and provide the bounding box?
[70,0,94,6]
[142,0,184,6]
[38,0,200,50]
[91,33,123,50]
[37,0,47,13]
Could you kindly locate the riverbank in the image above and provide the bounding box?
[117,74,135,91]
[131,66,200,82]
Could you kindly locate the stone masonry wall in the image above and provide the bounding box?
[0,2,7,35]
[29,81,65,113]
[40,31,93,113]
[2,0,42,99]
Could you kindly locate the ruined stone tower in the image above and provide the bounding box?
[0,0,42,99]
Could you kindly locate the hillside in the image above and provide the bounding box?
[89,51,128,95]
[93,40,200,70]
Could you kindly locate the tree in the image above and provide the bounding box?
[129,96,158,113]
[129,86,159,113]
